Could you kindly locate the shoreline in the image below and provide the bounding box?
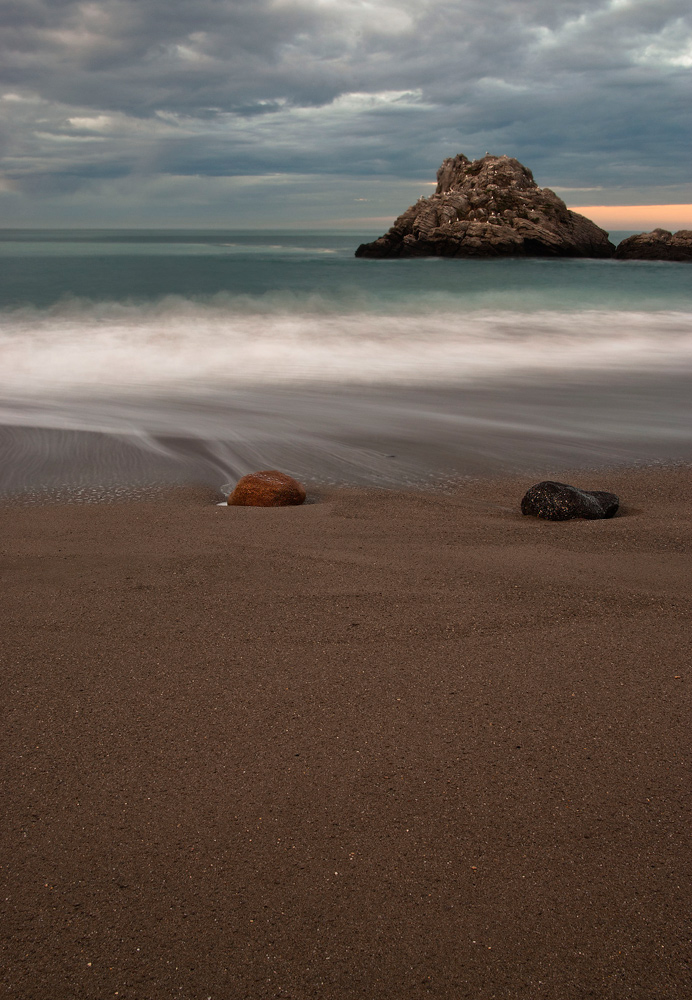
[3,363,692,499]
[2,455,691,505]
[2,463,690,998]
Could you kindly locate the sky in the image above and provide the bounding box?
[1,0,690,228]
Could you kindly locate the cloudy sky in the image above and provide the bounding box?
[1,0,690,227]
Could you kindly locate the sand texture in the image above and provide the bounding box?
[1,466,690,999]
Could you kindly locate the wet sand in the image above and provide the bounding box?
[1,465,690,999]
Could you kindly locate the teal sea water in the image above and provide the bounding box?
[1,228,691,494]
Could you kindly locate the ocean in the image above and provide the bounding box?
[1,228,691,498]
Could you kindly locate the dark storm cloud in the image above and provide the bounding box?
[1,0,690,209]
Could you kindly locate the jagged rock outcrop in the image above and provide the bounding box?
[614,229,692,262]
[355,154,615,259]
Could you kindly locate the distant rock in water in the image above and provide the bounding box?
[228,471,306,507]
[614,229,692,262]
[521,481,619,521]
[355,154,615,259]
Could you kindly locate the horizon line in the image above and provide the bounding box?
[1,204,691,231]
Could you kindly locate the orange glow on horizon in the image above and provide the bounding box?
[571,204,692,231]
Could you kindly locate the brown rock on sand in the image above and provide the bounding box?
[228,470,306,507]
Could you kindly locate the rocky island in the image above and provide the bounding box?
[614,228,692,262]
[356,153,615,259]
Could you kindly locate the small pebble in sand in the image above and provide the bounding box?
[227,470,306,507]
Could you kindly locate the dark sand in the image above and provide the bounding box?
[1,466,690,999]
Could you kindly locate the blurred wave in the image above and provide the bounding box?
[1,297,691,396]
[2,231,691,495]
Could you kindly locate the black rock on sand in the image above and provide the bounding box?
[521,480,620,521]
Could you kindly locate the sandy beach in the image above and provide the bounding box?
[1,464,690,999]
